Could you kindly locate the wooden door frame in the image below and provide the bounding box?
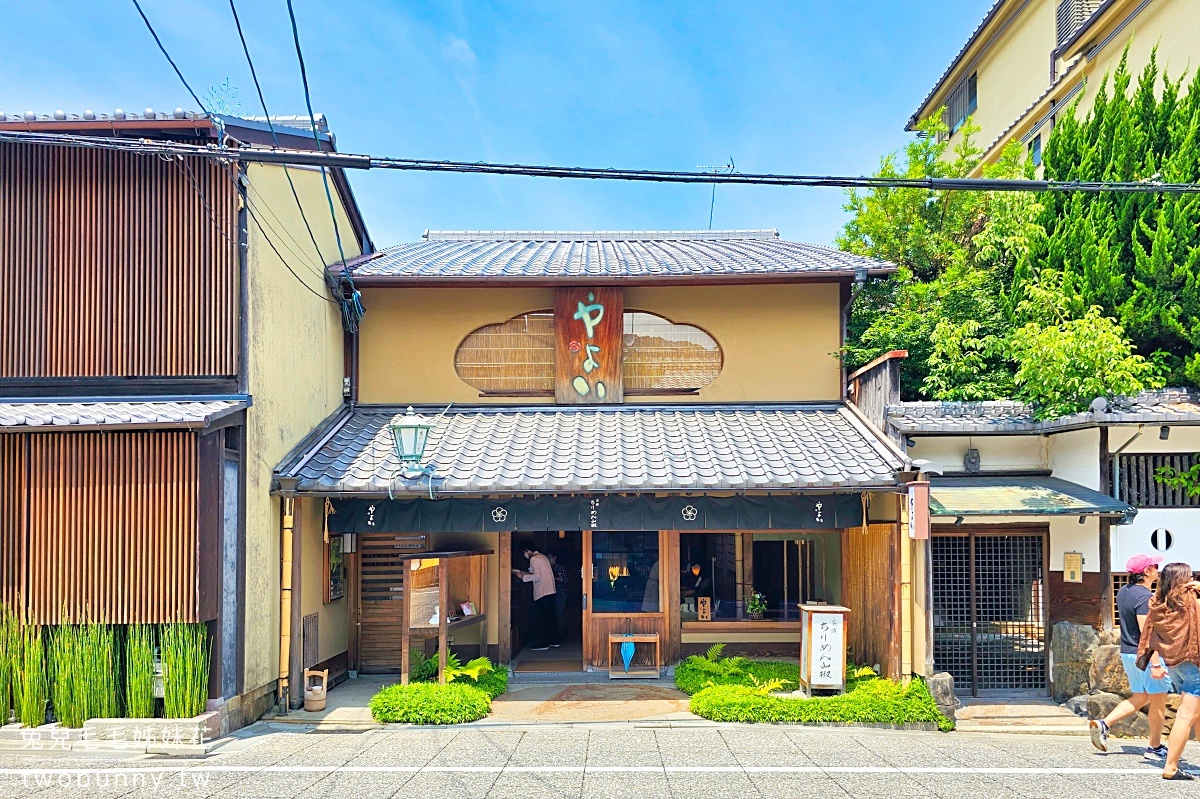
[582,529,676,669]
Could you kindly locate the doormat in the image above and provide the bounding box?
[513,659,584,673]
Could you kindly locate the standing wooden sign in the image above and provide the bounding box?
[555,287,624,404]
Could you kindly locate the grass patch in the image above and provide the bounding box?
[676,645,953,731]
[124,624,156,719]
[369,682,492,725]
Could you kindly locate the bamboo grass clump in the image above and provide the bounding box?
[161,623,210,719]
[124,624,156,719]
[14,624,47,728]
[0,605,18,724]
[49,620,118,727]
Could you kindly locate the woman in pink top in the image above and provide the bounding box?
[513,546,560,650]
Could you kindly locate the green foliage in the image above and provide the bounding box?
[675,656,798,695]
[124,624,156,719]
[744,592,768,616]
[204,79,242,116]
[0,605,16,723]
[49,622,118,727]
[703,643,726,662]
[689,676,954,731]
[368,681,492,725]
[409,648,438,682]
[460,669,508,700]
[1010,306,1161,418]
[161,623,211,719]
[14,624,47,728]
[444,653,494,683]
[843,48,1200,403]
[1155,462,1200,497]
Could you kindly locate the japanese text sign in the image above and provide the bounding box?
[554,286,624,404]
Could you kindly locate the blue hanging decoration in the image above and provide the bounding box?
[620,618,635,673]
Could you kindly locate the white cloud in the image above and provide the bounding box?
[441,36,477,68]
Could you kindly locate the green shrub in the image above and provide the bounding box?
[460,669,507,700]
[124,624,156,719]
[0,605,17,723]
[689,676,954,731]
[161,623,210,719]
[674,656,798,695]
[369,681,491,724]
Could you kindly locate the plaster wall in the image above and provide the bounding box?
[356,283,843,404]
[299,497,349,665]
[1048,427,1100,490]
[906,434,1045,473]
[241,163,360,694]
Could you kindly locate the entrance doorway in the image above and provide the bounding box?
[510,532,584,672]
[932,529,1048,695]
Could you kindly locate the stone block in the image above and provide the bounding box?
[1087,691,1150,738]
[1051,621,1099,664]
[1064,695,1089,718]
[1090,645,1131,697]
[1098,629,1121,647]
[927,672,956,721]
[1051,662,1091,703]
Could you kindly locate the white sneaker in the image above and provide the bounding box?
[1089,719,1109,752]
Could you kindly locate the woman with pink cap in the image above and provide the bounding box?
[1090,554,1171,759]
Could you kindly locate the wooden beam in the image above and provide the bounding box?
[498,532,512,664]
[288,500,304,709]
[1099,427,1113,630]
[400,556,410,686]
[438,559,449,684]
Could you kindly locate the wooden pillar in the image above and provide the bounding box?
[665,531,681,664]
[741,533,754,618]
[400,554,411,685]
[498,532,512,664]
[347,546,360,672]
[1099,427,1114,630]
[437,559,449,684]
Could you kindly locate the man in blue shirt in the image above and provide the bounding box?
[1090,554,1172,758]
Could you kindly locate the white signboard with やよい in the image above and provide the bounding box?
[799,604,850,697]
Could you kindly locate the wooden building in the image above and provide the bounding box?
[0,109,371,731]
[275,230,932,686]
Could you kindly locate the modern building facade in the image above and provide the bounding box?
[0,110,370,731]
[908,0,1200,172]
[274,230,936,691]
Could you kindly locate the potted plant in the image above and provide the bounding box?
[745,591,767,620]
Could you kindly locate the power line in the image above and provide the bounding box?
[2,128,1198,195]
[285,0,363,334]
[228,0,331,280]
[130,0,210,115]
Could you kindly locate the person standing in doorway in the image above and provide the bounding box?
[513,545,559,650]
[1090,554,1171,758]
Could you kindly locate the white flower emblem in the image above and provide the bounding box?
[491,507,508,522]
[681,505,699,521]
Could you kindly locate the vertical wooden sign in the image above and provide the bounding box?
[555,287,623,404]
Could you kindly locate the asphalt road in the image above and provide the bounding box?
[1,724,1197,798]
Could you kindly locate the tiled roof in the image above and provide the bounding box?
[888,389,1200,434]
[0,399,247,431]
[929,476,1134,518]
[0,108,207,124]
[346,230,894,284]
[275,403,907,496]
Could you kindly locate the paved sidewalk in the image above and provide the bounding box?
[1,724,1197,798]
[955,694,1088,736]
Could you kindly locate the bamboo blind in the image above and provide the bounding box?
[842,523,898,679]
[454,310,722,393]
[0,431,201,625]
[0,142,239,378]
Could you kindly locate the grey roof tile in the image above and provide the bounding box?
[0,399,246,431]
[887,388,1200,435]
[277,403,905,495]
[348,230,893,283]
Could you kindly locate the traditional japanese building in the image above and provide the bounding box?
[274,229,933,690]
[0,110,370,731]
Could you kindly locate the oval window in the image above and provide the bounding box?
[455,310,722,395]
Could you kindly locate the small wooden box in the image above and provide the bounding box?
[607,633,660,679]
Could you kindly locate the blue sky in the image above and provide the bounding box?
[1,1,989,248]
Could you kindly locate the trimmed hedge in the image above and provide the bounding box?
[369,682,492,725]
[675,658,799,696]
[463,669,508,700]
[689,677,954,731]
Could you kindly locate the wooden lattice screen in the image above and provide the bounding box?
[0,431,203,624]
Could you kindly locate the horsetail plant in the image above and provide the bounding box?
[14,624,47,728]
[0,605,18,724]
[124,624,156,719]
[49,620,118,727]
[161,623,210,719]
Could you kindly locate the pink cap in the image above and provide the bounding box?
[1126,554,1163,574]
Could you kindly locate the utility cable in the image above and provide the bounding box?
[285,0,364,333]
[245,202,339,304]
[130,0,210,116]
[228,0,332,282]
[3,129,1199,195]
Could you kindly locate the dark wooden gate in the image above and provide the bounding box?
[356,532,427,673]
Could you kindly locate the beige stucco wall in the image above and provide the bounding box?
[299,497,350,665]
[242,163,361,694]
[357,283,843,404]
[943,0,1057,154]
